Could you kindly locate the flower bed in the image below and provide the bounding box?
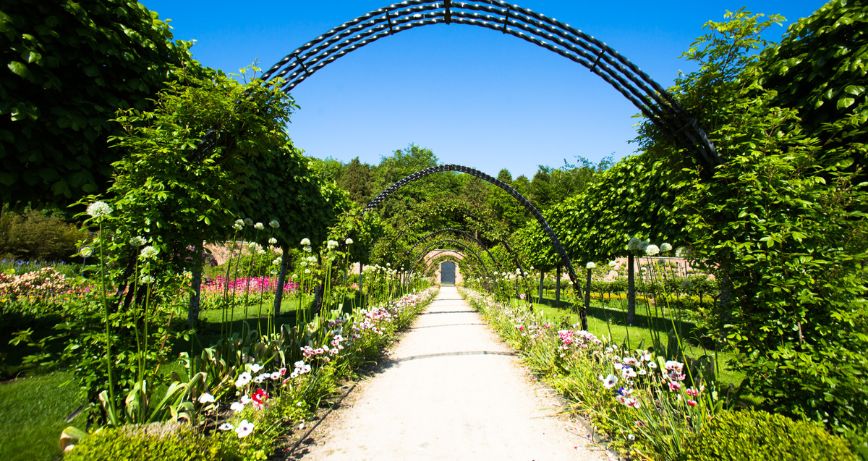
[64,287,438,460]
[461,288,855,460]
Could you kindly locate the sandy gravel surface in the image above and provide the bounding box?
[296,286,611,461]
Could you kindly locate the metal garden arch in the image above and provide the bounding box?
[263,0,721,171]
[261,1,728,328]
[365,164,589,328]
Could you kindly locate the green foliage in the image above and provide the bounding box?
[0,209,86,261]
[666,5,868,434]
[65,425,213,461]
[0,0,193,206]
[762,0,868,159]
[682,409,856,461]
[514,154,692,264]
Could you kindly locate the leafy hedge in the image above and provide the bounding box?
[682,409,856,461]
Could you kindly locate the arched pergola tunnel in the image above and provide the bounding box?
[404,227,523,274]
[260,0,728,329]
[363,164,588,328]
[412,238,493,280]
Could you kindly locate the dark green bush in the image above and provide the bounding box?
[682,409,856,461]
[65,425,215,461]
[0,209,86,261]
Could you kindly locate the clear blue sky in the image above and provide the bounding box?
[140,1,824,178]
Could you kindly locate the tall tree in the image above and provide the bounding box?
[0,0,192,207]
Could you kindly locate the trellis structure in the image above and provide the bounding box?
[263,0,721,171]
[364,163,588,328]
[404,227,521,273]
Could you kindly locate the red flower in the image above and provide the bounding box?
[687,399,697,407]
[252,388,269,410]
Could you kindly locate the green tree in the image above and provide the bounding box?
[338,157,376,205]
[0,0,192,207]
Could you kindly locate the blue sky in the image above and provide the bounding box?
[140,1,824,178]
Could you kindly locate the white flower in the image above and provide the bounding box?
[256,248,266,255]
[601,374,618,389]
[304,268,311,274]
[235,371,252,388]
[269,219,279,229]
[230,401,245,413]
[270,371,282,381]
[327,240,338,250]
[345,238,353,245]
[586,261,596,269]
[303,245,312,253]
[79,247,93,258]
[86,201,112,219]
[272,257,282,266]
[608,260,617,267]
[233,219,245,231]
[240,395,251,405]
[626,237,647,252]
[235,420,254,438]
[254,222,265,231]
[250,364,263,373]
[645,244,660,256]
[198,393,215,404]
[300,238,311,246]
[139,275,155,284]
[139,245,159,260]
[129,236,147,247]
[660,242,672,253]
[219,422,234,431]
[254,373,269,384]
[268,237,277,245]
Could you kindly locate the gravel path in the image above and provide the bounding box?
[295,287,610,461]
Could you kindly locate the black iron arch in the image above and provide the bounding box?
[405,227,518,273]
[263,0,720,170]
[365,164,588,328]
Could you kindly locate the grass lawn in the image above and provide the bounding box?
[0,371,85,461]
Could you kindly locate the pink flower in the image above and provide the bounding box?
[687,399,697,407]
[686,387,700,397]
[668,381,682,392]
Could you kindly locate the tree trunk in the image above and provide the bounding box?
[538,270,544,302]
[312,283,324,316]
[188,244,203,327]
[555,265,561,306]
[273,246,290,318]
[584,267,592,314]
[627,254,636,325]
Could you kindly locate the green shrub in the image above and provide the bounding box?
[65,424,215,461]
[682,409,856,461]
[0,209,86,261]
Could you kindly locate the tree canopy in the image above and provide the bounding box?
[0,0,192,208]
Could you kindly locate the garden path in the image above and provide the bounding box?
[295,286,610,460]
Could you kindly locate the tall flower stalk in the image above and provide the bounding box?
[87,201,117,423]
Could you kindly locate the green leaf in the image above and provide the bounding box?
[7,61,29,78]
[836,97,855,110]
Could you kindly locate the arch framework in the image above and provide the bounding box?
[365,163,588,328]
[263,0,720,171]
